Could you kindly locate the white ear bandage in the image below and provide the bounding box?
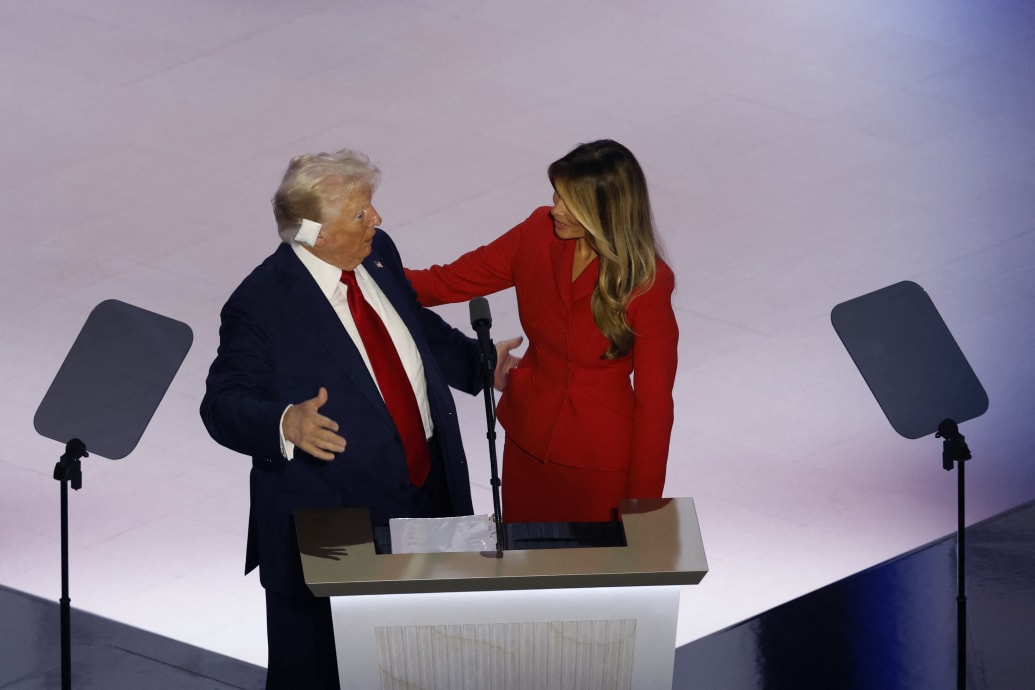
[294,218,322,247]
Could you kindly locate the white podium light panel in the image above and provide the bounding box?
[331,585,680,690]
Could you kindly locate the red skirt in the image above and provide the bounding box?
[501,437,629,523]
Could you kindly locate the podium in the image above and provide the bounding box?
[294,497,708,690]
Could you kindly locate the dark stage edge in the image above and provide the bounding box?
[673,498,1035,690]
[0,585,265,689]
[3,500,1032,689]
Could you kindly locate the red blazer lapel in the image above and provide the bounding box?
[550,237,598,304]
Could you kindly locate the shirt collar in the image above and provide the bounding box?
[291,243,370,299]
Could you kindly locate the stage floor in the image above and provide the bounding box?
[4,499,1032,689]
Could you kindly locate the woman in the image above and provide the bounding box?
[406,140,678,523]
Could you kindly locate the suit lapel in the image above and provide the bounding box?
[550,236,574,307]
[363,251,423,350]
[550,236,598,305]
[274,245,393,425]
[572,256,598,301]
[362,250,443,404]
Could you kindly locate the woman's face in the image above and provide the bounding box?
[313,185,382,270]
[550,190,587,240]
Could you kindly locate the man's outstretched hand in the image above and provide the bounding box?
[282,387,346,461]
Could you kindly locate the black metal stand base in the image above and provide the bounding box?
[937,419,971,690]
[53,438,88,690]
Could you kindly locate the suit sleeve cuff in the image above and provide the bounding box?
[279,405,295,461]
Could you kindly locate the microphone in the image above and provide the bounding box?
[469,299,504,550]
[469,298,496,369]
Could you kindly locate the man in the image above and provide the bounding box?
[200,149,500,689]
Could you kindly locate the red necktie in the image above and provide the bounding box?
[340,270,431,487]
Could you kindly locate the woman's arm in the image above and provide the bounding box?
[404,207,550,306]
[627,261,679,498]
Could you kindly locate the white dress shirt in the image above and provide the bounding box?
[279,242,433,459]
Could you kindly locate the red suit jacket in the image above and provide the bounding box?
[406,206,678,498]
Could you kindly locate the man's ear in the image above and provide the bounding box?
[294,218,322,247]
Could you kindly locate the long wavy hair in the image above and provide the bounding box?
[548,140,659,359]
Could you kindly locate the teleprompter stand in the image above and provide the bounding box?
[832,281,988,690]
[33,300,192,690]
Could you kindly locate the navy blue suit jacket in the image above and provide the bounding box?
[201,231,481,594]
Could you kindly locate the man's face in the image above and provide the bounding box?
[311,185,382,270]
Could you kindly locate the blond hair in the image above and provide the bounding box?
[272,149,381,242]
